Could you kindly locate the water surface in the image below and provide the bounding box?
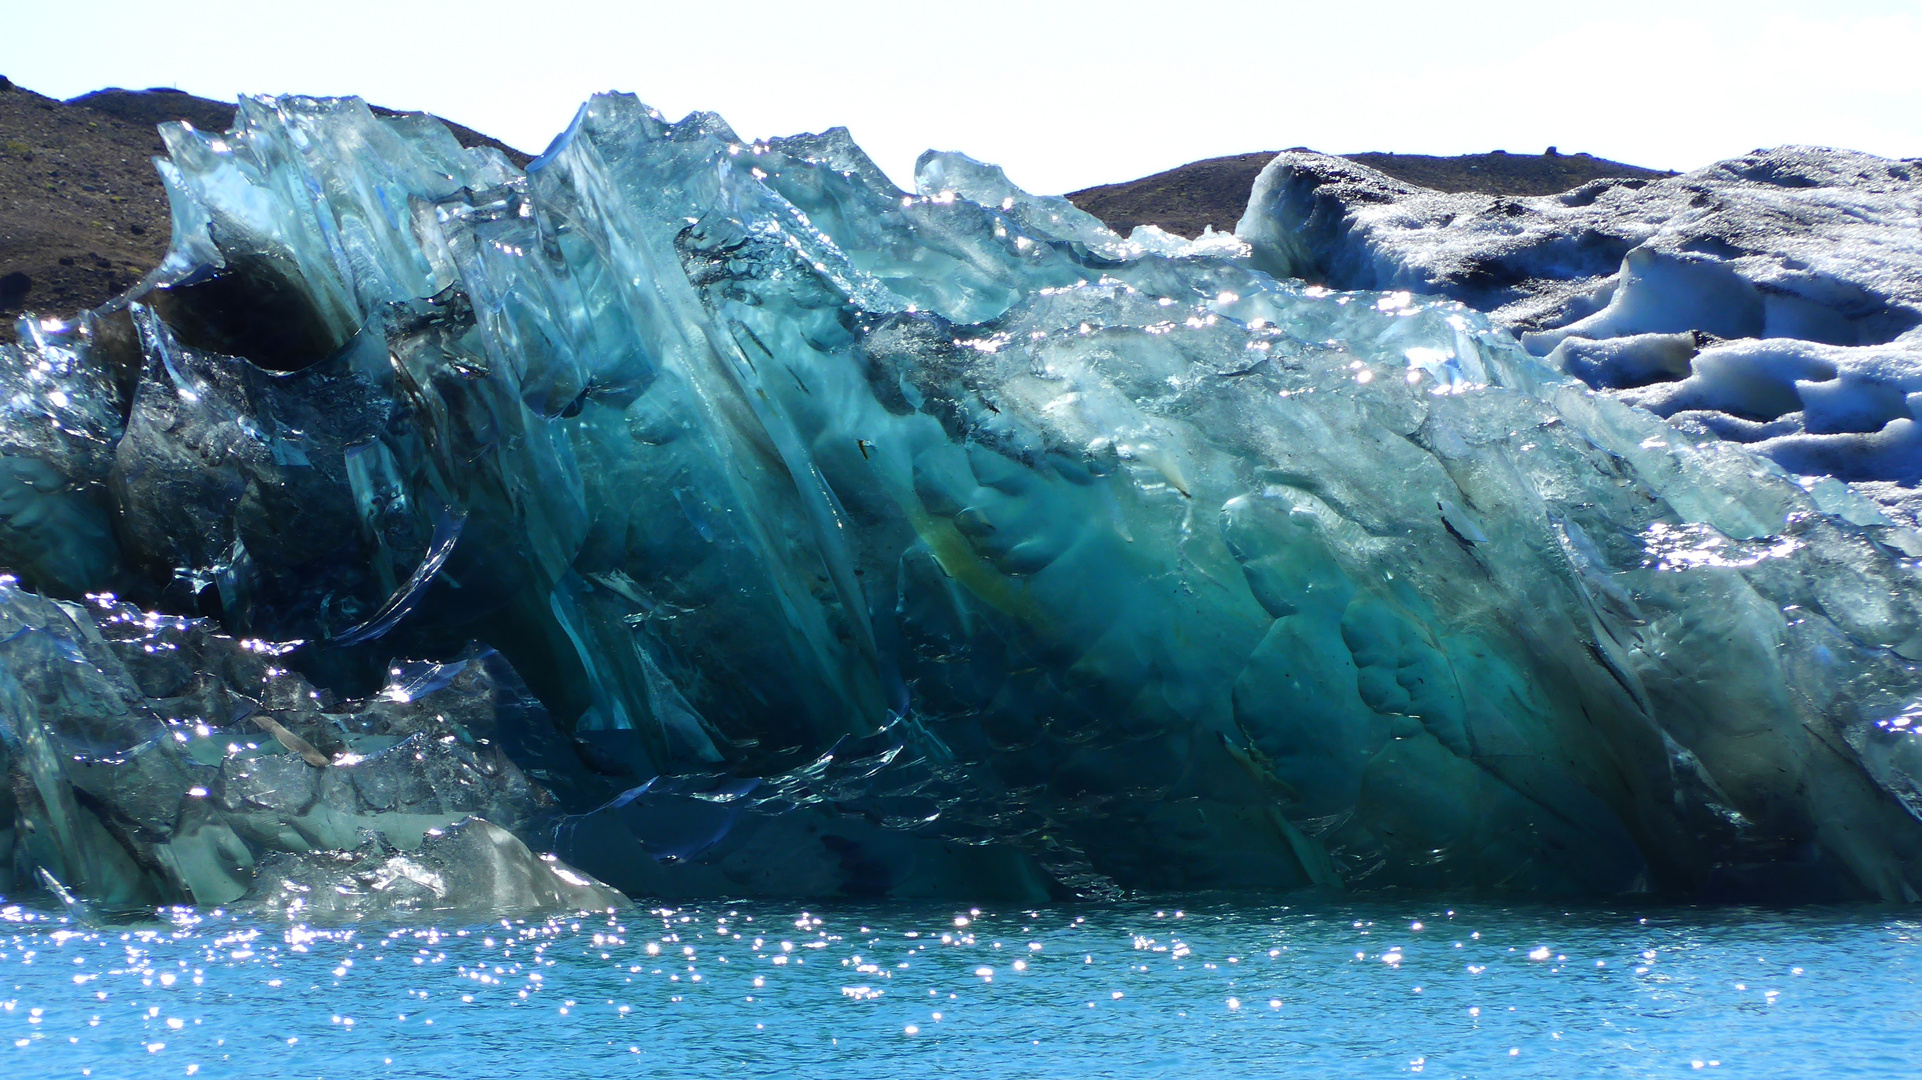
[1,898,1914,1078]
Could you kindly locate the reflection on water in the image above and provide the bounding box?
[0,898,1915,1078]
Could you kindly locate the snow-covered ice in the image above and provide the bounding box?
[1238,147,1922,513]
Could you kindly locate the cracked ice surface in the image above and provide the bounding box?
[5,96,1922,913]
[1237,148,1922,515]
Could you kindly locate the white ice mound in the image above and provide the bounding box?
[1237,147,1922,503]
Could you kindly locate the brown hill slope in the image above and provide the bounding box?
[0,78,532,339]
[1067,148,1675,237]
[0,79,174,333]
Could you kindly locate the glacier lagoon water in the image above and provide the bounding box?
[1,899,1916,1079]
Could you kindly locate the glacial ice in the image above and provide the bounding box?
[1238,148,1922,517]
[243,818,630,921]
[5,96,1922,912]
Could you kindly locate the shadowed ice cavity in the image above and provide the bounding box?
[4,95,1922,914]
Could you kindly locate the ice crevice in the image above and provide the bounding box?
[3,95,1922,913]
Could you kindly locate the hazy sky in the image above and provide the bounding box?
[7,0,1920,194]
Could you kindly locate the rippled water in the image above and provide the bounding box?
[1,897,1915,1078]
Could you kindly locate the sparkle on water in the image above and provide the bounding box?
[0,899,1914,1078]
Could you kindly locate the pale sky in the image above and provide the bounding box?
[6,0,1920,195]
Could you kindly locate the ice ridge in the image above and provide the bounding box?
[3,97,1922,912]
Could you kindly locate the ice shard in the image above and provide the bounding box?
[4,96,1922,910]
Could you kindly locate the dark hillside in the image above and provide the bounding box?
[69,87,533,168]
[1065,151,1276,238]
[0,78,531,338]
[1345,149,1674,196]
[0,80,175,334]
[1067,148,1675,238]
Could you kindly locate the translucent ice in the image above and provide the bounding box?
[243,817,628,922]
[5,97,1922,909]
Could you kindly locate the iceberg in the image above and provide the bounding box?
[4,96,1922,910]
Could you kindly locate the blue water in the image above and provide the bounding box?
[0,898,1915,1078]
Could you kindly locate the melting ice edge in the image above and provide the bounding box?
[3,95,1922,916]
